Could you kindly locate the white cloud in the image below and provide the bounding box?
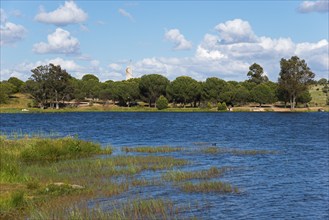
[215,19,257,44]
[298,0,329,13]
[108,63,122,71]
[0,9,27,46]
[165,29,193,50]
[33,28,80,54]
[35,1,88,26]
[2,18,328,82]
[0,22,27,46]
[118,8,135,22]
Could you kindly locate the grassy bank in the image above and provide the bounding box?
[0,136,195,219]
[0,135,285,219]
[1,93,328,113]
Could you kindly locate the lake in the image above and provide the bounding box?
[1,112,328,219]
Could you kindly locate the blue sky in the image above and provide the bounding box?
[1,0,328,82]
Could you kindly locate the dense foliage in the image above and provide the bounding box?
[1,56,327,108]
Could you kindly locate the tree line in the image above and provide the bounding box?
[1,56,328,110]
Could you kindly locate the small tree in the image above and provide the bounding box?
[217,102,228,111]
[156,95,168,110]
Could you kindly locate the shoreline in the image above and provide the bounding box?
[1,106,328,113]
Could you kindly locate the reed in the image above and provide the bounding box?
[180,181,239,193]
[123,146,183,153]
[200,146,275,155]
[162,167,230,182]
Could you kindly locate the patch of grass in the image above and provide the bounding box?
[123,146,183,153]
[29,198,181,220]
[309,85,327,107]
[202,146,220,154]
[200,146,276,155]
[109,156,188,171]
[163,167,229,182]
[19,137,106,164]
[180,181,239,193]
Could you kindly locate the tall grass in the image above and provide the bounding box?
[181,181,239,193]
[123,146,183,153]
[162,167,230,182]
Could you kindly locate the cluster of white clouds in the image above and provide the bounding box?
[35,1,87,26]
[33,28,80,54]
[1,1,328,82]
[298,0,329,13]
[0,8,27,45]
[165,29,193,50]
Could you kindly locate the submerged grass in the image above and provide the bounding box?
[162,167,230,182]
[201,146,276,155]
[181,181,239,194]
[0,135,190,219]
[123,146,183,153]
[30,198,181,220]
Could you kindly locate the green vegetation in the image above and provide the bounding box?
[278,56,315,110]
[200,146,276,155]
[162,167,229,182]
[156,95,169,110]
[0,136,282,218]
[30,198,179,220]
[217,102,228,111]
[180,181,239,193]
[1,56,327,113]
[0,136,193,219]
[123,146,183,153]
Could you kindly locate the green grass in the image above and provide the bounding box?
[123,146,183,153]
[162,167,229,182]
[200,146,276,155]
[0,136,190,219]
[29,198,180,220]
[309,85,328,107]
[180,181,239,193]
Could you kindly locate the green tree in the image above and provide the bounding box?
[169,76,200,107]
[217,102,227,111]
[0,82,15,104]
[219,83,237,106]
[318,78,328,85]
[82,74,99,82]
[251,84,276,107]
[26,64,73,109]
[247,63,269,84]
[201,77,226,103]
[80,74,101,100]
[139,74,169,107]
[235,85,251,105]
[156,95,169,110]
[296,90,312,107]
[8,77,24,93]
[278,56,315,110]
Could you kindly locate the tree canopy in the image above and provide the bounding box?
[278,56,315,109]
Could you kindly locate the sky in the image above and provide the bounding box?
[0,0,328,82]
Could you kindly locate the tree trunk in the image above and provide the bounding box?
[55,90,59,109]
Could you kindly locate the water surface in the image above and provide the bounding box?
[1,112,328,219]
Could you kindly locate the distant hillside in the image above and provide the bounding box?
[309,85,328,107]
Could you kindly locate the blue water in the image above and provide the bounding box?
[1,112,328,219]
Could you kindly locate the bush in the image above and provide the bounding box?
[217,102,227,111]
[156,95,168,110]
[20,137,103,164]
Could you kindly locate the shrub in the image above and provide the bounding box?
[20,137,102,164]
[156,95,168,110]
[217,102,227,111]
